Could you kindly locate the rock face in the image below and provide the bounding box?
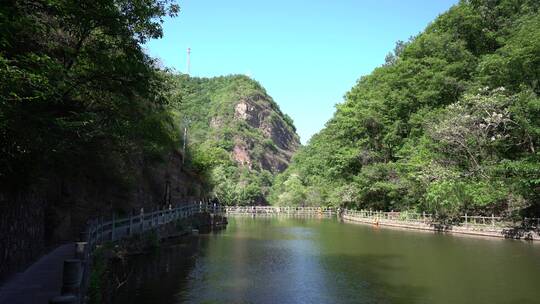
[232,141,252,168]
[232,96,300,172]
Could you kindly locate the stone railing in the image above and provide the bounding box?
[225,206,336,217]
[342,209,540,241]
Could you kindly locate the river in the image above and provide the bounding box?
[113,217,540,304]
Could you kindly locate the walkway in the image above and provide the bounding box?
[0,202,221,304]
[0,243,75,304]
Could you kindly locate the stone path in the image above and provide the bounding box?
[0,243,75,304]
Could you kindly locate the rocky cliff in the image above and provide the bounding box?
[232,94,299,172]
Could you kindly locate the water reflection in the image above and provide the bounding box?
[114,217,540,304]
[112,236,208,304]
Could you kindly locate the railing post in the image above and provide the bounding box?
[61,259,82,295]
[140,208,144,232]
[465,213,468,227]
[97,216,102,245]
[491,214,495,228]
[129,212,133,236]
[112,213,117,241]
[75,242,87,260]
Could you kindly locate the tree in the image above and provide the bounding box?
[0,0,180,191]
[271,0,540,218]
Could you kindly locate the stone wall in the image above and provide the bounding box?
[0,194,45,282]
[342,214,540,241]
[0,151,208,284]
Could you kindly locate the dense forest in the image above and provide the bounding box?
[1,0,183,197]
[0,0,194,278]
[271,0,540,219]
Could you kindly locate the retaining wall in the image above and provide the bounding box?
[0,195,45,282]
[342,214,540,241]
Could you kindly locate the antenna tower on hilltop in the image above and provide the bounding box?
[187,47,191,76]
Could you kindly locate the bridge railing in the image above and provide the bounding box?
[343,209,433,224]
[342,209,540,229]
[80,202,209,258]
[83,201,227,250]
[70,201,225,304]
[224,206,336,216]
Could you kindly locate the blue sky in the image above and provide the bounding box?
[145,0,458,143]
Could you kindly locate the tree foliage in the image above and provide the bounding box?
[0,0,180,192]
[271,0,540,218]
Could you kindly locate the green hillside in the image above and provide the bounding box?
[167,74,300,205]
[271,0,540,219]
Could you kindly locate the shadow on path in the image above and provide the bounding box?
[0,243,74,304]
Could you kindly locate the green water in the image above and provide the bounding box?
[114,217,540,304]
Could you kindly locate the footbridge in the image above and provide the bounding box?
[225,206,337,217]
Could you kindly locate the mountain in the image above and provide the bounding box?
[167,74,300,205]
[271,0,540,218]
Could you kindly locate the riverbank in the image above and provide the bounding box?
[342,214,540,241]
